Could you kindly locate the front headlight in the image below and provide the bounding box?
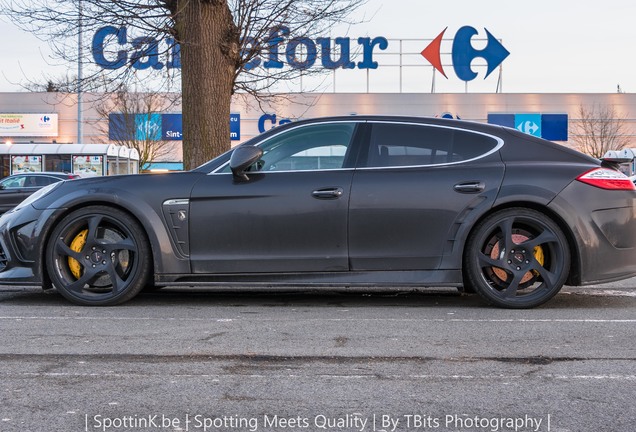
[12,181,63,212]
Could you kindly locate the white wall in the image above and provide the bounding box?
[1,92,634,158]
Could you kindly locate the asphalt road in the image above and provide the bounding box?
[0,282,635,432]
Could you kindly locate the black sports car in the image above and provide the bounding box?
[1,116,635,308]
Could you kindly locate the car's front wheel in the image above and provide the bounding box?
[464,208,570,309]
[46,206,151,306]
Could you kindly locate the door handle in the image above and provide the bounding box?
[453,181,485,193]
[312,187,344,199]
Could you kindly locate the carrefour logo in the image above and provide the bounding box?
[421,26,510,82]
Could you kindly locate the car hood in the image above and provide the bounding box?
[31,171,207,211]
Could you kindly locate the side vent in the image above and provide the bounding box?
[0,244,7,271]
[162,199,190,257]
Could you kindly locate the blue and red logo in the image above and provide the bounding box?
[421,26,510,82]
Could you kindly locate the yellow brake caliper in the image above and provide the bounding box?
[533,245,545,276]
[68,229,88,279]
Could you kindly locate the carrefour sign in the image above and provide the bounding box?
[92,26,387,71]
[91,25,509,81]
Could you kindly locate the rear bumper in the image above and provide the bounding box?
[549,181,636,285]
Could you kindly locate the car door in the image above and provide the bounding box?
[348,121,505,270]
[189,121,361,274]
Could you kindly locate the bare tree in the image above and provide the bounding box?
[94,87,179,170]
[0,0,368,169]
[570,103,632,158]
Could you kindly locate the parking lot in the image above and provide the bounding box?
[1,282,635,432]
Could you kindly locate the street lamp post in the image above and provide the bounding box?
[77,0,83,144]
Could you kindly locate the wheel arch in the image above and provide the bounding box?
[38,199,187,288]
[460,201,581,286]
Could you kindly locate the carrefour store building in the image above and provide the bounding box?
[0,26,635,176]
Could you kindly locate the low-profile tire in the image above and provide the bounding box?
[45,206,151,306]
[464,208,570,309]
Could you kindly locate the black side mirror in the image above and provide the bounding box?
[230,145,264,181]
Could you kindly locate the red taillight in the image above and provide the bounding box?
[576,168,636,190]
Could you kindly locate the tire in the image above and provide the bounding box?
[464,208,570,309]
[45,206,151,306]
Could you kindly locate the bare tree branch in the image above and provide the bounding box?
[570,103,632,158]
[0,0,369,168]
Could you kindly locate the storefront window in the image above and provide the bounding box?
[0,156,10,178]
[45,155,72,173]
[73,156,103,177]
[11,156,42,174]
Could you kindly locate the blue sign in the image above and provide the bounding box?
[487,113,568,141]
[541,114,568,141]
[136,113,162,141]
[109,113,241,141]
[515,114,542,137]
[230,113,241,140]
[162,114,183,140]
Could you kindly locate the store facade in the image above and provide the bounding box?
[0,91,634,175]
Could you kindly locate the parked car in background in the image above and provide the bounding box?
[0,116,635,308]
[0,172,79,214]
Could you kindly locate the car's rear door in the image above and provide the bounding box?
[348,121,506,270]
[189,121,361,274]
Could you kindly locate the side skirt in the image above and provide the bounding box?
[154,270,463,288]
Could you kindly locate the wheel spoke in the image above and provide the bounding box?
[477,251,503,269]
[531,260,559,290]
[55,238,83,261]
[518,229,558,250]
[503,272,525,299]
[104,262,127,294]
[104,237,138,254]
[64,266,101,294]
[86,215,104,242]
[496,217,515,251]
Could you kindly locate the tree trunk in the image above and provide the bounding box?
[177,0,238,169]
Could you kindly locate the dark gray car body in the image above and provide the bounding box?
[0,116,635,306]
[0,172,78,214]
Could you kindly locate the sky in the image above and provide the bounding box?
[0,0,635,94]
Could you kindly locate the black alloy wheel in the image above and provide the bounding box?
[46,206,151,306]
[464,208,570,309]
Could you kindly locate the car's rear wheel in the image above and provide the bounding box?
[464,208,570,309]
[46,206,151,306]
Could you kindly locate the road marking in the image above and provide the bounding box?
[3,371,635,381]
[1,316,635,324]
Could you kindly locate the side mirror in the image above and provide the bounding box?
[230,145,263,181]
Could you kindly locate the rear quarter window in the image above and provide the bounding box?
[365,123,501,168]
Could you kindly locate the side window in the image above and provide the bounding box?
[0,176,25,189]
[34,176,57,186]
[258,123,356,172]
[365,123,499,168]
[220,122,357,173]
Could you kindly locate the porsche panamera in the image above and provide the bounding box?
[1,116,635,308]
